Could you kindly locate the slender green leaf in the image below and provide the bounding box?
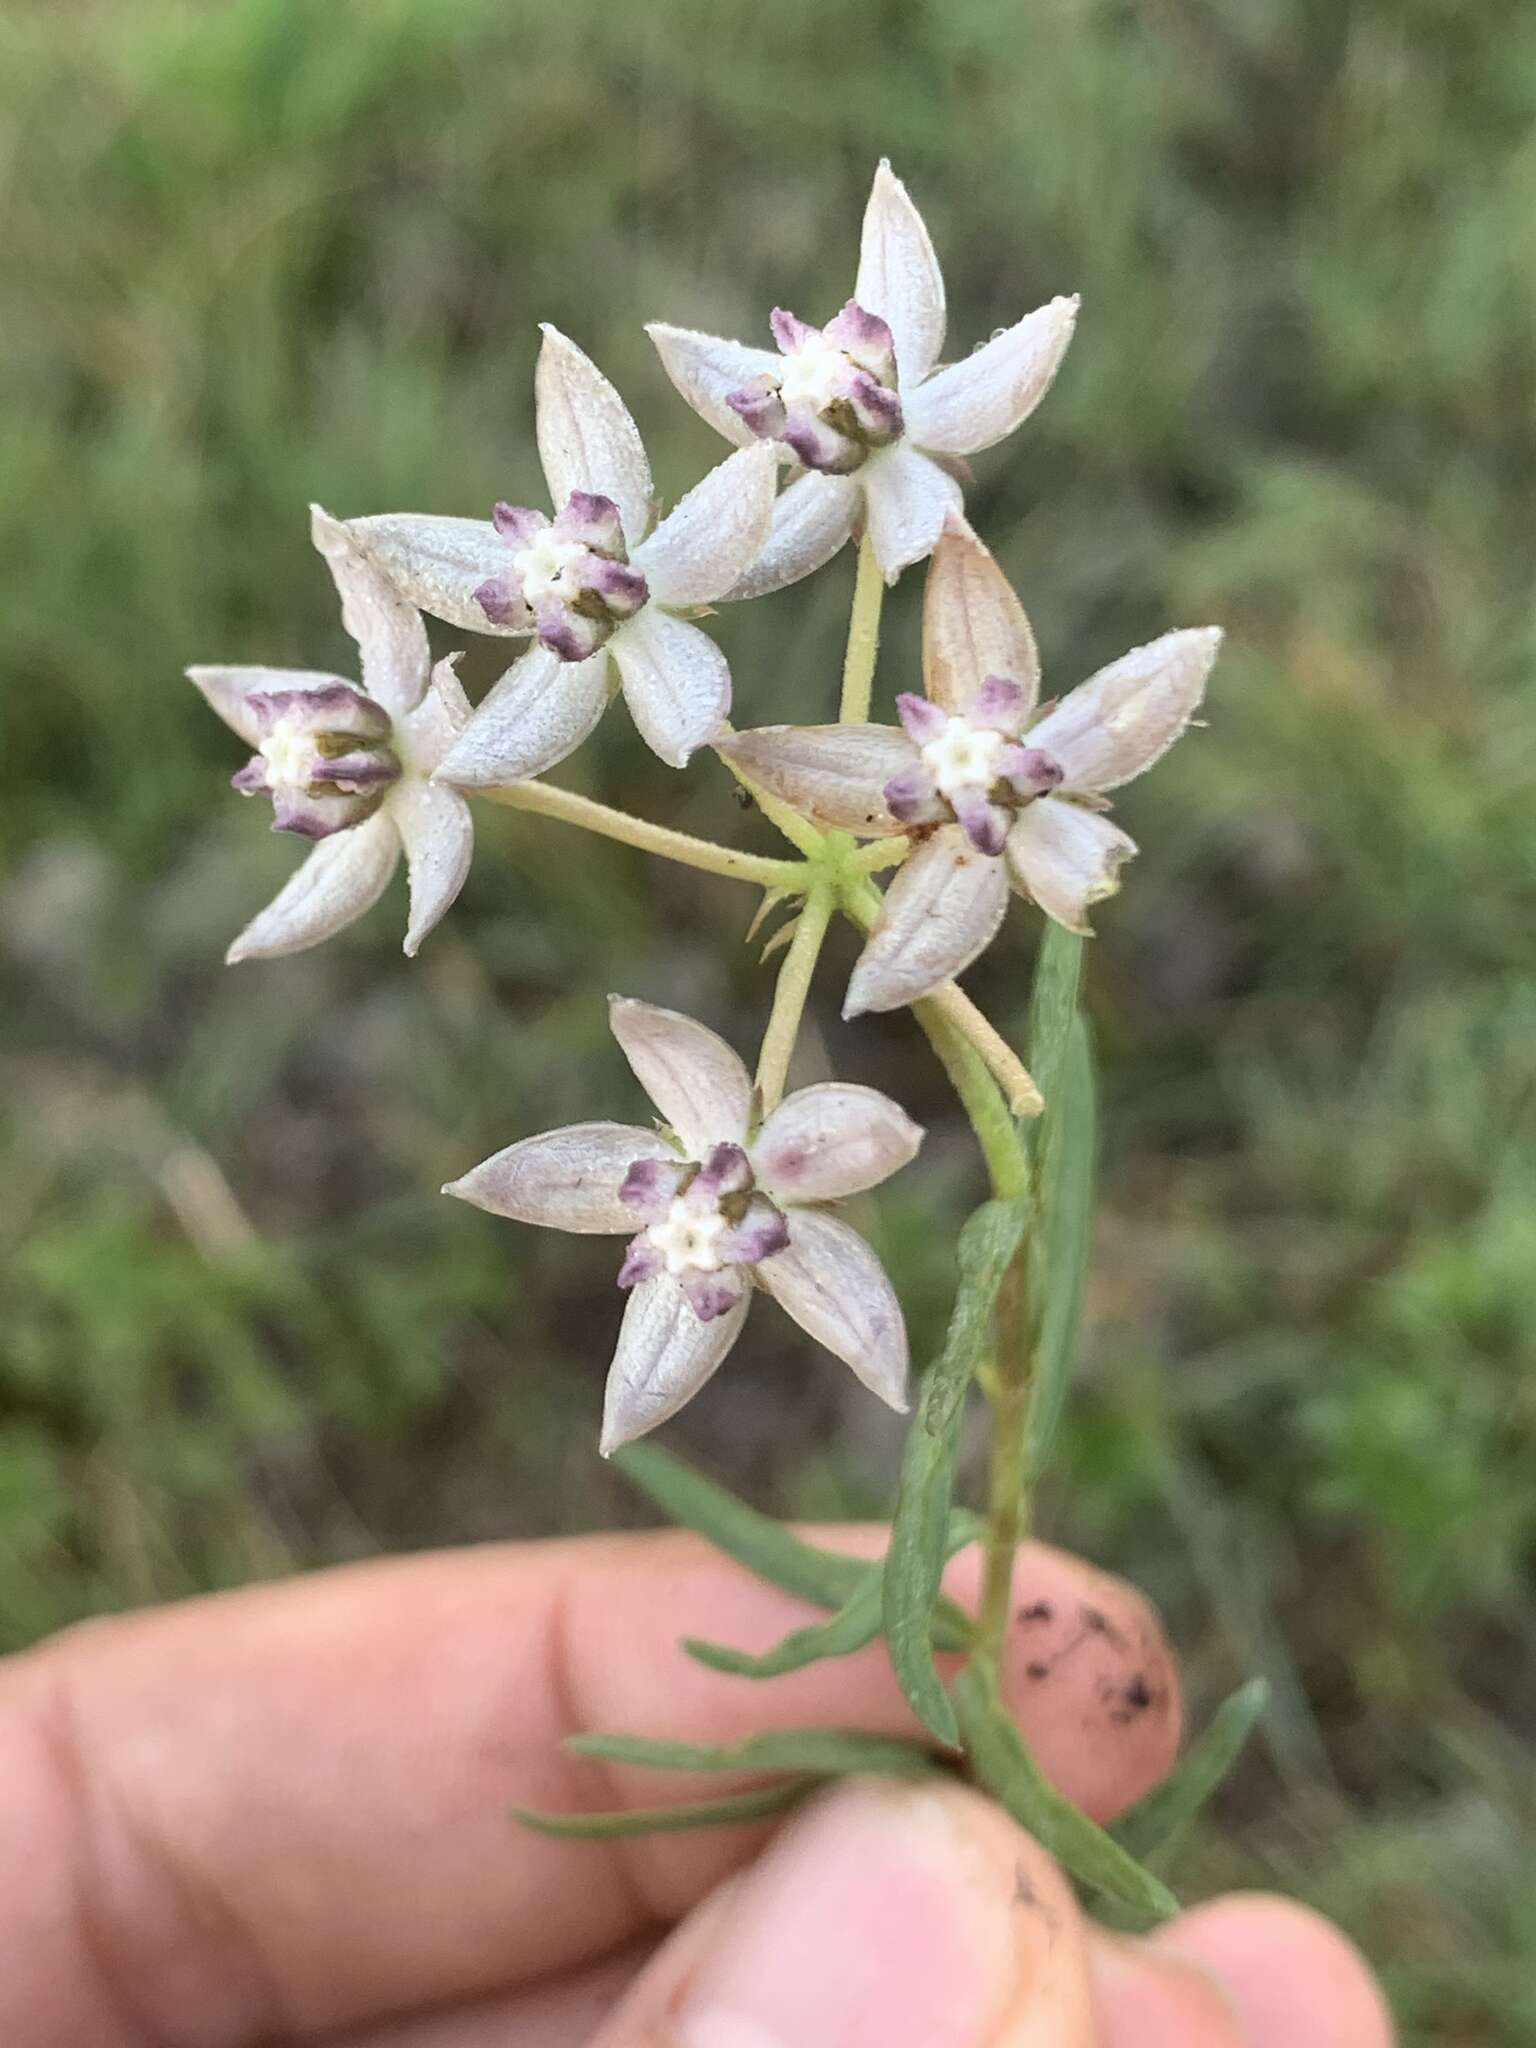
[613,1442,866,1609]
[883,1200,1031,1746]
[1026,923,1084,1130]
[954,1668,1178,1918]
[513,1780,813,1839]
[1026,1015,1097,1477]
[567,1726,941,1781]
[1113,1679,1270,1864]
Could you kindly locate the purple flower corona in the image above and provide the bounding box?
[231,681,402,840]
[474,490,650,661]
[726,301,905,476]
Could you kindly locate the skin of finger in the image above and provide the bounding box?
[587,1781,1100,2048]
[0,1527,1178,2044]
[319,1941,658,2048]
[1151,1894,1397,2047]
[1086,1931,1249,2047]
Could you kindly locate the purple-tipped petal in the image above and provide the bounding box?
[646,323,784,448]
[600,1274,750,1454]
[608,996,753,1157]
[319,748,401,790]
[585,557,650,617]
[231,756,270,794]
[534,601,604,664]
[755,1208,910,1412]
[718,724,918,837]
[824,300,898,382]
[690,1142,753,1202]
[1005,797,1138,934]
[843,822,1010,1017]
[445,1121,672,1233]
[882,764,945,826]
[492,502,548,545]
[680,1268,749,1322]
[617,1235,665,1290]
[726,380,788,440]
[951,784,1012,857]
[189,665,351,748]
[619,1156,690,1223]
[843,369,903,443]
[752,1083,923,1203]
[972,675,1030,731]
[552,491,624,553]
[718,1195,793,1268]
[922,518,1041,716]
[769,306,820,355]
[1002,744,1064,796]
[782,414,863,476]
[244,681,391,739]
[896,691,949,745]
[270,788,377,840]
[475,575,525,627]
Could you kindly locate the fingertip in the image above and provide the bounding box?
[1152,1893,1395,2048]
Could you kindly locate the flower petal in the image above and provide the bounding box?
[922,517,1041,716]
[632,443,778,608]
[843,823,1009,1016]
[860,446,962,583]
[391,776,474,957]
[444,1122,672,1233]
[904,295,1079,456]
[225,810,400,964]
[716,724,916,836]
[187,667,350,748]
[756,1209,909,1411]
[608,996,752,1155]
[854,160,947,388]
[310,505,431,718]
[396,653,472,774]
[610,607,730,769]
[536,324,655,548]
[344,515,529,637]
[1025,627,1222,792]
[1005,797,1137,933]
[601,1274,751,1454]
[435,645,611,789]
[645,323,784,448]
[753,1083,923,1202]
[723,470,860,601]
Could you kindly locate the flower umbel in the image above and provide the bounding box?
[720,516,1223,1014]
[649,160,1079,590]
[189,507,475,962]
[342,326,778,779]
[443,997,922,1452]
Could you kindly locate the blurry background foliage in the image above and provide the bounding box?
[1,0,1534,2037]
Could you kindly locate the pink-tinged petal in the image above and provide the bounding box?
[396,654,472,774]
[434,644,611,789]
[716,724,918,836]
[310,505,431,719]
[600,1274,751,1454]
[922,516,1041,715]
[1026,626,1222,793]
[690,1142,754,1202]
[492,502,548,546]
[756,1209,909,1411]
[843,368,904,442]
[725,379,788,441]
[860,445,962,583]
[972,675,1030,730]
[609,607,730,769]
[585,557,650,618]
[550,491,623,553]
[608,995,753,1156]
[781,413,862,476]
[444,1121,671,1233]
[679,1267,750,1322]
[188,667,351,747]
[225,810,400,965]
[753,1083,923,1202]
[474,574,525,628]
[618,1156,691,1223]
[617,1235,664,1289]
[854,160,947,388]
[391,776,473,957]
[843,822,1009,1017]
[534,600,605,663]
[536,325,655,547]
[718,1194,792,1266]
[896,691,948,744]
[904,294,1078,456]
[883,764,945,826]
[632,443,778,609]
[769,307,820,354]
[231,755,270,794]
[345,515,531,637]
[824,300,898,383]
[1001,743,1064,797]
[270,787,377,840]
[951,784,1011,857]
[647,322,786,447]
[724,470,860,601]
[1005,797,1138,933]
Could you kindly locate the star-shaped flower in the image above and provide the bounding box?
[342,326,778,783]
[720,519,1222,1014]
[445,997,921,1451]
[189,507,474,963]
[649,160,1078,591]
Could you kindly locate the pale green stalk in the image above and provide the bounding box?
[838,534,885,722]
[754,882,836,1114]
[482,779,807,890]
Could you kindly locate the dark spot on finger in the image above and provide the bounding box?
[1017,1599,1054,1624]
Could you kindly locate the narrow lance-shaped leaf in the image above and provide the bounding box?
[1026,1015,1096,1478]
[883,1198,1031,1746]
[1112,1678,1270,1865]
[567,1726,942,1782]
[514,1780,812,1840]
[953,1667,1178,1919]
[613,1442,867,1609]
[1026,921,1084,1131]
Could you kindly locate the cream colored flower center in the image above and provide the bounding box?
[646,1198,729,1276]
[514,530,590,608]
[778,339,858,413]
[260,720,316,789]
[921,716,1009,798]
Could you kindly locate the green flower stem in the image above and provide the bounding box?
[974,1245,1035,1677]
[754,880,837,1115]
[924,985,1043,1119]
[481,778,809,891]
[839,533,886,723]
[851,835,910,874]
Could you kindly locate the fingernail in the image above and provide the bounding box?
[667,1780,1028,2048]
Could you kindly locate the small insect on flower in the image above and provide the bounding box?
[340,327,778,783]
[649,159,1079,591]
[720,517,1223,1015]
[188,508,475,963]
[443,997,923,1452]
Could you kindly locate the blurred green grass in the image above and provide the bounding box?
[2,0,1534,2036]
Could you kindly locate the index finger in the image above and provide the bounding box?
[0,1526,1180,2044]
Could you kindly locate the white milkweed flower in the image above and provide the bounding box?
[720,518,1223,1015]
[342,326,778,783]
[444,997,922,1452]
[648,160,1078,590]
[189,507,474,963]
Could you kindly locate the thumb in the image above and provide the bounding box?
[589,1774,1101,2047]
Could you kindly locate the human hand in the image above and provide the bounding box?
[0,1528,1393,2045]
